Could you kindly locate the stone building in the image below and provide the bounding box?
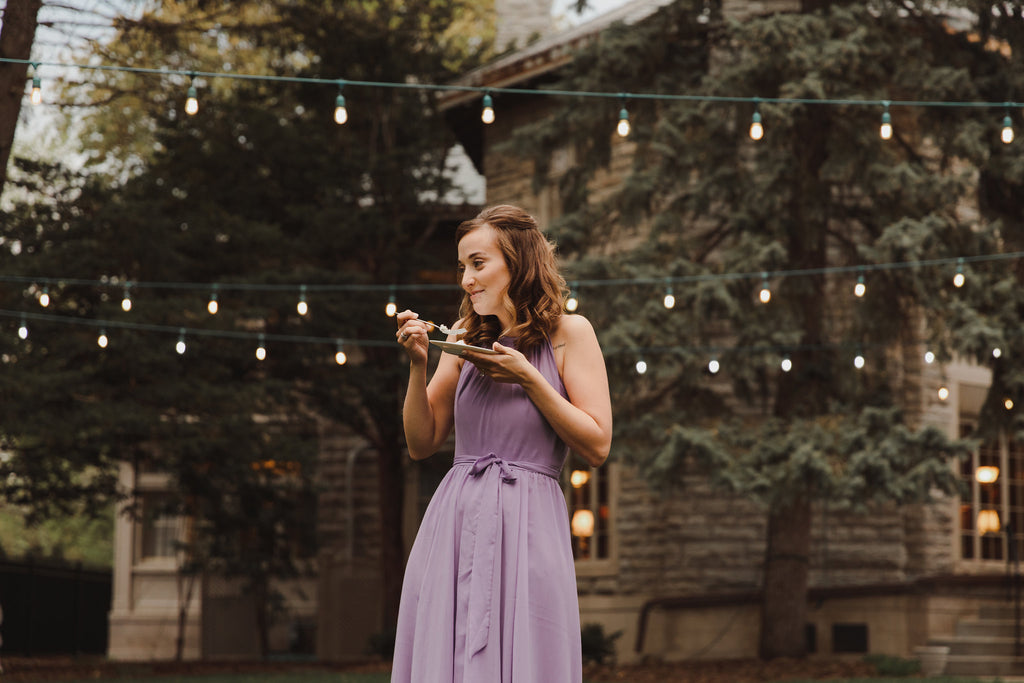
[437,0,1020,676]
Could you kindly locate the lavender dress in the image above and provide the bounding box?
[391,338,582,683]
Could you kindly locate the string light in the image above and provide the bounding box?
[481,92,495,124]
[635,358,648,375]
[38,287,50,307]
[953,258,965,288]
[854,272,866,298]
[924,351,936,364]
[1002,112,1014,144]
[297,285,308,316]
[1006,398,1015,410]
[185,74,199,116]
[30,64,41,106]
[781,356,792,372]
[937,385,949,401]
[993,347,1002,359]
[758,273,771,303]
[749,104,763,141]
[854,352,865,369]
[385,291,397,317]
[565,283,579,313]
[3,55,1024,146]
[616,96,631,138]
[663,282,675,309]
[334,81,347,125]
[121,285,132,312]
[18,315,28,340]
[97,329,108,348]
[708,357,720,374]
[256,333,267,361]
[334,340,347,365]
[176,328,187,354]
[879,101,892,140]
[207,285,219,315]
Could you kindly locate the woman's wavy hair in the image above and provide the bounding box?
[456,205,565,354]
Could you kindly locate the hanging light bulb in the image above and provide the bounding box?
[334,82,347,125]
[781,356,792,372]
[1006,398,1015,411]
[335,340,348,366]
[616,100,631,138]
[1002,114,1014,144]
[481,92,495,125]
[385,291,397,318]
[854,353,865,369]
[185,76,199,116]
[207,286,219,315]
[17,315,28,340]
[565,283,579,313]
[953,258,965,288]
[879,102,892,140]
[97,329,108,348]
[256,334,267,361]
[749,109,763,141]
[758,273,771,303]
[924,350,936,364]
[937,385,949,401]
[297,285,309,316]
[30,67,42,106]
[708,357,720,374]
[39,286,50,307]
[663,283,675,309]
[121,285,132,312]
[993,347,1003,359]
[854,273,866,298]
[176,328,187,355]
[635,358,648,375]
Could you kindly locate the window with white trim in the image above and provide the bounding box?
[562,455,613,561]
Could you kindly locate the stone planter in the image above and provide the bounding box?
[913,645,950,677]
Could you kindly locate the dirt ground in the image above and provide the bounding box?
[0,655,880,683]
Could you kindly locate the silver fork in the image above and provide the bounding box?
[422,319,466,335]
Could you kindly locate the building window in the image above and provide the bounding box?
[959,424,1024,562]
[137,493,179,561]
[562,455,612,561]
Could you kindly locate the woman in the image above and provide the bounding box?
[392,205,612,683]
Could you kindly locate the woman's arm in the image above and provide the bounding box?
[464,314,612,466]
[397,310,463,460]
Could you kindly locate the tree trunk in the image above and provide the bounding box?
[759,496,812,659]
[377,444,405,630]
[0,0,43,199]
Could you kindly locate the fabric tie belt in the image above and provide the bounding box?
[452,453,560,656]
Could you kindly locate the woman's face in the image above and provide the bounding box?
[458,223,512,327]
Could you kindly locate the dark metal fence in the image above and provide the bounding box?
[0,559,111,655]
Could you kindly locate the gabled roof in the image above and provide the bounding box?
[442,0,676,109]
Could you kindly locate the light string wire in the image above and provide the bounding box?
[0,307,392,348]
[3,249,1020,295]
[3,56,1023,111]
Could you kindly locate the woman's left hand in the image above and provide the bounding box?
[461,341,533,384]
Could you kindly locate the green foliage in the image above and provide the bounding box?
[864,653,922,677]
[580,622,623,665]
[1,0,491,636]
[517,0,1019,508]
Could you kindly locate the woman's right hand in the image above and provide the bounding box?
[396,309,430,364]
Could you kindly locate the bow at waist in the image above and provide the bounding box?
[454,453,560,481]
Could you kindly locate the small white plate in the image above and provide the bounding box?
[429,340,501,356]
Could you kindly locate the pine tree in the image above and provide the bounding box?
[517,0,1023,658]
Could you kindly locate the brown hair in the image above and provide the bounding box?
[455,205,565,354]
